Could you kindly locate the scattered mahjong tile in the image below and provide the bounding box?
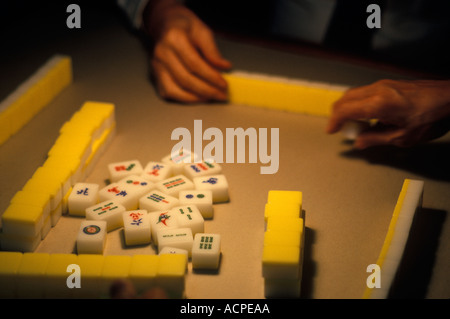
[85,200,125,232]
[76,220,108,254]
[178,190,213,219]
[193,174,229,203]
[191,233,221,270]
[107,160,143,183]
[155,174,195,197]
[122,210,151,246]
[139,190,180,212]
[141,161,173,183]
[68,183,99,217]
[183,161,222,180]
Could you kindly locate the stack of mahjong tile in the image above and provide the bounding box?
[262,190,305,298]
[71,153,226,273]
[223,70,348,117]
[363,179,424,299]
[0,251,187,298]
[0,101,116,252]
[0,55,72,146]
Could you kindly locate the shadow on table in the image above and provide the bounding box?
[340,141,450,182]
[386,206,447,299]
[300,226,317,299]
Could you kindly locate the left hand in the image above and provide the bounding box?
[326,79,450,149]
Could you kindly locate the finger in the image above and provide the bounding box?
[354,127,406,149]
[326,97,378,134]
[166,29,229,90]
[334,83,380,102]
[191,21,232,70]
[155,48,228,101]
[152,60,209,103]
[339,80,402,104]
[110,279,137,299]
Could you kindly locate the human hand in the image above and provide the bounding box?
[110,279,168,299]
[326,79,450,149]
[143,0,232,103]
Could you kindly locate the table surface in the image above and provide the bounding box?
[1,3,449,299]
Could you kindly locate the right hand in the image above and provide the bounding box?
[143,1,232,103]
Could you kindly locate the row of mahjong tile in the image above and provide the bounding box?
[0,102,116,252]
[261,190,305,298]
[222,71,347,117]
[0,55,73,146]
[364,179,424,299]
[0,251,187,299]
[53,101,116,180]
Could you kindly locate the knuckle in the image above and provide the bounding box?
[198,25,213,39]
[175,74,192,90]
[332,98,345,111]
[374,79,395,87]
[164,27,186,45]
[152,44,167,60]
[389,130,408,147]
[369,94,387,108]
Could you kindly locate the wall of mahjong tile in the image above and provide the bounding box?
[1,2,449,299]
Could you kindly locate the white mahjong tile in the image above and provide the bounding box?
[148,210,180,244]
[162,149,199,175]
[170,205,204,235]
[155,174,195,197]
[122,210,151,246]
[141,161,173,183]
[159,246,189,260]
[183,161,222,180]
[68,183,99,216]
[139,190,179,212]
[157,227,194,256]
[191,233,221,269]
[85,200,126,232]
[98,182,138,211]
[118,175,154,203]
[76,220,107,254]
[107,160,143,183]
[118,175,154,191]
[178,190,213,219]
[193,174,229,203]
